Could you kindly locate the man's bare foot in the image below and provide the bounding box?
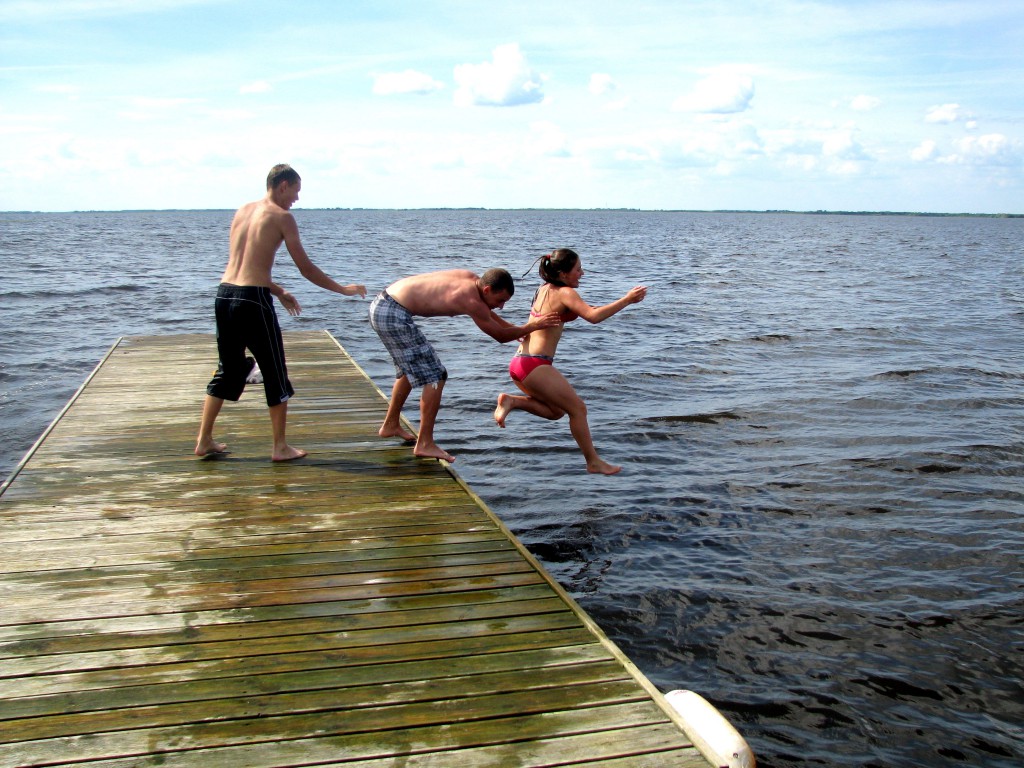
[378,424,417,443]
[414,443,455,463]
[195,439,228,457]
[272,445,308,462]
[587,458,622,475]
[494,393,514,428]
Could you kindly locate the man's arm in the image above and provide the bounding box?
[471,308,563,343]
[281,214,367,298]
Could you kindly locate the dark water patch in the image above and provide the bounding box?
[916,462,962,474]
[3,283,146,300]
[854,674,944,702]
[636,410,744,425]
[874,368,927,378]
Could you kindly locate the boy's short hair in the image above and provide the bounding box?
[480,268,515,296]
[267,164,301,190]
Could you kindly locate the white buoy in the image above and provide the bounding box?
[665,689,755,768]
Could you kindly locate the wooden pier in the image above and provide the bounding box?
[0,331,724,767]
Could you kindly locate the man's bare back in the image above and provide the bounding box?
[221,195,299,288]
[385,270,490,318]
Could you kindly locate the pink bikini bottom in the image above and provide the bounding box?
[509,354,554,383]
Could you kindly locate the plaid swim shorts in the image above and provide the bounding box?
[369,291,448,388]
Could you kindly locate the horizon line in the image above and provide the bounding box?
[1,207,1021,218]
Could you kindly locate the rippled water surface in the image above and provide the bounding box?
[2,209,1022,767]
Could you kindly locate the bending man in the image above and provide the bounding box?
[369,269,561,463]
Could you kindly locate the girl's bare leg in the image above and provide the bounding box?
[494,386,564,427]
[514,367,621,475]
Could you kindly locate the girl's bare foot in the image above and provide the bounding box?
[272,445,308,462]
[587,458,622,475]
[379,424,417,443]
[195,438,227,457]
[494,393,514,427]
[414,443,455,463]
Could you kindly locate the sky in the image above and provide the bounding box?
[1,0,1022,213]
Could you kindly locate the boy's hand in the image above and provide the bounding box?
[279,291,302,316]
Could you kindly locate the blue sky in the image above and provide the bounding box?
[2,0,1022,213]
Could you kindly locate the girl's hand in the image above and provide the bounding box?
[625,285,648,304]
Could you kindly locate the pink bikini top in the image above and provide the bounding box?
[530,285,577,323]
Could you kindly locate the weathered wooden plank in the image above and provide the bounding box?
[1,628,602,700]
[0,569,549,628]
[318,726,711,768]
[0,583,559,644]
[0,646,616,720]
[0,332,716,767]
[3,611,586,680]
[0,696,668,765]
[2,662,638,742]
[0,546,528,604]
[0,537,519,591]
[0,530,510,574]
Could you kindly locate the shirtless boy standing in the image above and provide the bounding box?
[195,164,366,461]
[369,269,561,463]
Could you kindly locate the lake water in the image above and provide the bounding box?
[1,209,1022,767]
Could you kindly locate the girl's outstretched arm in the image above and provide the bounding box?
[562,285,647,324]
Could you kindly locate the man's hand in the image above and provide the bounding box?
[278,290,302,316]
[345,284,367,298]
[525,311,563,333]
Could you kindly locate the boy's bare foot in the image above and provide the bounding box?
[272,445,308,462]
[587,458,622,475]
[494,393,514,428]
[414,443,455,463]
[195,439,228,457]
[379,424,417,443]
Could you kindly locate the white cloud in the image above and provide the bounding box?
[761,124,870,175]
[911,139,938,162]
[952,133,1019,166]
[579,121,764,173]
[589,73,615,96]
[822,128,869,161]
[240,80,272,95]
[453,43,545,107]
[372,70,444,96]
[850,95,881,111]
[925,103,965,123]
[910,134,1020,167]
[673,71,754,114]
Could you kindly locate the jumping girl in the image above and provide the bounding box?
[493,248,647,475]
